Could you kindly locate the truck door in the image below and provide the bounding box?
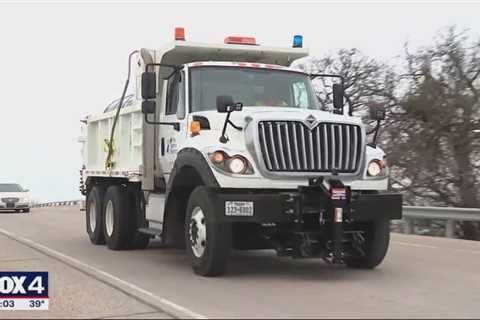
[159,70,187,177]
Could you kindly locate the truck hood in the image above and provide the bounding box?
[190,107,363,131]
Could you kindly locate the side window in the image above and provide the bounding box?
[292,82,309,108]
[166,73,180,115]
[176,71,186,119]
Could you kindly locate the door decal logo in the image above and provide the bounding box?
[166,138,178,154]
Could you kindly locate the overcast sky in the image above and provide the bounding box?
[0,1,479,202]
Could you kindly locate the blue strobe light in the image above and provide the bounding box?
[293,35,303,48]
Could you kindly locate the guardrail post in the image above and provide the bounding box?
[403,219,414,234]
[445,219,456,238]
[79,200,86,211]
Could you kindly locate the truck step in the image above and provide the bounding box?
[138,227,163,236]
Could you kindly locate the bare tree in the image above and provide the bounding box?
[298,28,480,239]
[387,27,480,239]
[295,49,398,116]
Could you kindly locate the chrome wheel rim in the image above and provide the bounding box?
[189,207,206,258]
[89,200,96,232]
[105,200,114,237]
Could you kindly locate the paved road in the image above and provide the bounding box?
[1,207,480,318]
[0,233,169,319]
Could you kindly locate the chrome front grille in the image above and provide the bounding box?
[1,197,19,203]
[258,121,362,173]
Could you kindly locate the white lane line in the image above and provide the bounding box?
[0,228,207,319]
[392,241,439,249]
[393,240,480,254]
[452,248,480,255]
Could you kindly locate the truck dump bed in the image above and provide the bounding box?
[81,104,143,180]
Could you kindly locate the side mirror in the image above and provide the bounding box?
[332,83,344,110]
[142,100,156,114]
[141,72,156,100]
[216,95,243,113]
[369,104,386,121]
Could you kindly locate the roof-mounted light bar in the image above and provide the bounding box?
[172,28,304,49]
[224,36,257,45]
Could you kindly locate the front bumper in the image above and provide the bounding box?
[211,186,402,223]
[0,203,30,210]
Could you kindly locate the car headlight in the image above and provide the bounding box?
[21,198,29,203]
[208,151,254,175]
[367,159,387,177]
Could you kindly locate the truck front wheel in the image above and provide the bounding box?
[86,186,105,245]
[345,218,390,269]
[185,187,231,277]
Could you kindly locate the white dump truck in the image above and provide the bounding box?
[79,28,402,276]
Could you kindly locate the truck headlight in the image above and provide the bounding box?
[367,159,387,177]
[211,150,226,164]
[209,151,254,175]
[227,156,248,174]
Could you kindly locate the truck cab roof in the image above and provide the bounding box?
[145,40,309,68]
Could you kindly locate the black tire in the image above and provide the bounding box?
[103,185,136,250]
[131,231,150,249]
[127,189,150,250]
[345,218,391,269]
[23,209,30,213]
[185,186,231,277]
[86,186,105,245]
[14,210,20,213]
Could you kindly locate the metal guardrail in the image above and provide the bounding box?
[32,200,83,208]
[402,206,480,238]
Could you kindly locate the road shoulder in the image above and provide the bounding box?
[0,232,170,319]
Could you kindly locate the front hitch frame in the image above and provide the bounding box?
[329,179,350,264]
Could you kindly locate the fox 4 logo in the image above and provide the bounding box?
[0,272,48,298]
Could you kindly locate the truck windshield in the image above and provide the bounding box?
[190,66,319,112]
[0,184,23,192]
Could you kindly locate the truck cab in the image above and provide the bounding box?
[80,29,402,276]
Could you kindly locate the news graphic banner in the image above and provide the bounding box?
[0,272,49,310]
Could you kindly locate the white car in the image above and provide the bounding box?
[0,183,31,213]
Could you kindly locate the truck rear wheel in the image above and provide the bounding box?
[185,186,231,277]
[130,229,150,249]
[86,186,105,245]
[103,185,135,250]
[345,218,390,269]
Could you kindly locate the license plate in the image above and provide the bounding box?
[225,201,254,217]
[331,188,346,200]
[6,203,14,208]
